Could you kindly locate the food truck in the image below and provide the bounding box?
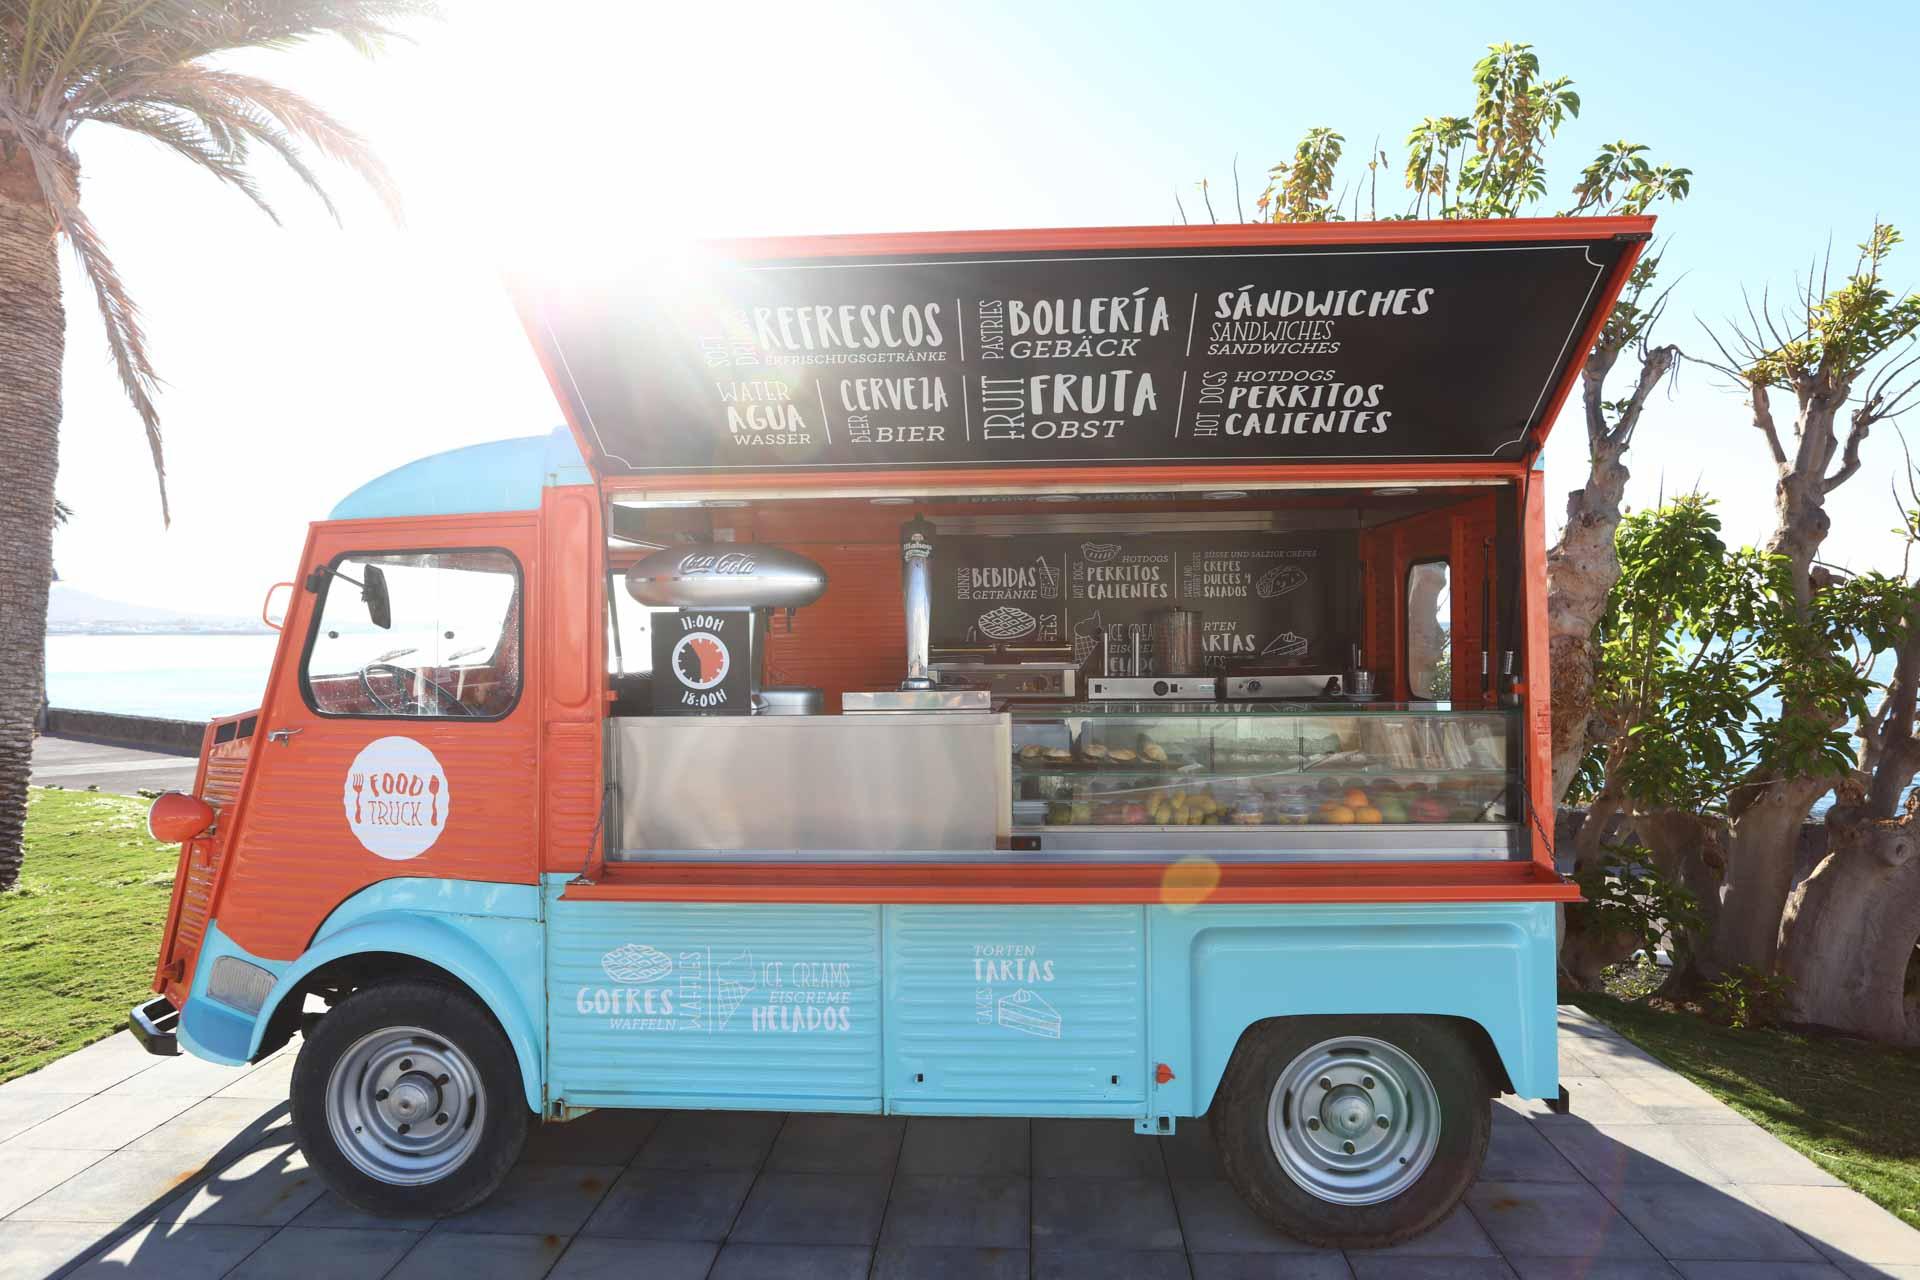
[132,216,1647,1246]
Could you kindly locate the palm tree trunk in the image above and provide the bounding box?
[0,166,65,891]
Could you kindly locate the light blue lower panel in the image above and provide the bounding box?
[546,896,882,1112]
[885,906,1146,1116]
[1146,901,1560,1122]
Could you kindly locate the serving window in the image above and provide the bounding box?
[601,483,1525,864]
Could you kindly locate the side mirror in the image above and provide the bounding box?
[260,582,293,631]
[361,564,392,630]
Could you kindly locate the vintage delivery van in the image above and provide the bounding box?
[134,217,1646,1246]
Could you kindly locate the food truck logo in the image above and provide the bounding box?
[342,736,449,861]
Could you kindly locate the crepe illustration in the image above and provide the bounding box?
[602,943,673,984]
[978,606,1038,641]
[997,988,1062,1039]
[1255,565,1309,599]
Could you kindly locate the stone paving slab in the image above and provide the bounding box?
[2,1011,1918,1278]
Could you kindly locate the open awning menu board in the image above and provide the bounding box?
[937,531,1359,672]
[512,220,1647,478]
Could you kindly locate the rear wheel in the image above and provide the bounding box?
[291,980,527,1217]
[1211,1016,1491,1248]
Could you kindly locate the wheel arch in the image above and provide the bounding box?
[252,912,545,1113]
[1200,1013,1513,1115]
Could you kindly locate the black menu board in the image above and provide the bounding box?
[513,228,1638,476]
[937,531,1357,672]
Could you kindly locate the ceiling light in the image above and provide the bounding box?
[869,496,917,505]
[1371,486,1419,497]
[1033,493,1081,503]
[1202,490,1249,501]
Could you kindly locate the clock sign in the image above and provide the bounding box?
[652,609,751,715]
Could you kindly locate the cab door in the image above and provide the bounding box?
[209,515,543,964]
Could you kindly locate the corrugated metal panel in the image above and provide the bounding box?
[162,719,255,1006]
[547,901,882,1109]
[885,906,1145,1111]
[215,727,539,958]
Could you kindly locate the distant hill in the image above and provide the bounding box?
[46,585,272,635]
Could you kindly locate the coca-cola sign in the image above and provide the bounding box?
[626,542,828,610]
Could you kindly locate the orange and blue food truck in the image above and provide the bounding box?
[133,217,1645,1245]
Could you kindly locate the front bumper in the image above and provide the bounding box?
[129,996,180,1057]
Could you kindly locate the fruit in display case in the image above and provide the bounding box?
[1352,805,1384,824]
[1317,802,1357,824]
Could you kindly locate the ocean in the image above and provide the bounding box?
[44,633,282,722]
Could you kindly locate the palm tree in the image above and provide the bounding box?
[0,1,425,890]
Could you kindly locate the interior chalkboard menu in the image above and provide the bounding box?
[514,229,1636,477]
[936,530,1358,672]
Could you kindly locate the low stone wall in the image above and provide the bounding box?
[41,708,203,757]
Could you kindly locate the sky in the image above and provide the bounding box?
[44,0,1920,617]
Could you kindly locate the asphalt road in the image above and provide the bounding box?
[30,734,197,796]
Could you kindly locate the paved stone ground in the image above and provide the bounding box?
[29,735,196,797]
[2,1006,1917,1279]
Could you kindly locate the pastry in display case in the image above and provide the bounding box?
[1009,703,1515,833]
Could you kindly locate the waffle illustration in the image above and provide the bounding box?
[602,943,673,984]
[996,988,1062,1039]
[978,606,1038,641]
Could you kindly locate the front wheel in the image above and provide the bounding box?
[1211,1016,1491,1248]
[291,980,528,1217]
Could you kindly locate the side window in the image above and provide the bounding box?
[1406,558,1452,701]
[304,549,522,719]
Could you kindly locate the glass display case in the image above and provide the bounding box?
[1009,702,1519,858]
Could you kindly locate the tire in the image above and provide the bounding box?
[291,979,529,1217]
[1211,1015,1491,1248]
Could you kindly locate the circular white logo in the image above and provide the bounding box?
[669,630,731,691]
[343,736,450,861]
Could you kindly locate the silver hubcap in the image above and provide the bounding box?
[1266,1035,1440,1205]
[325,1026,485,1186]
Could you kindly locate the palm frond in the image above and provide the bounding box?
[0,0,432,519]
[90,99,282,221]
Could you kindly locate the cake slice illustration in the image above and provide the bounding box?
[996,988,1063,1039]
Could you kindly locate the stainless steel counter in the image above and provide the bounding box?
[612,713,1010,854]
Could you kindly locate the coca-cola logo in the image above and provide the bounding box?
[678,551,757,576]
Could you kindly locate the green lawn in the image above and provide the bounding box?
[1573,991,1920,1229]
[1,788,178,1084]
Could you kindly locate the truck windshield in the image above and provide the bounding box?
[304,549,522,719]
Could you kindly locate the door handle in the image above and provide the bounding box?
[267,727,302,745]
